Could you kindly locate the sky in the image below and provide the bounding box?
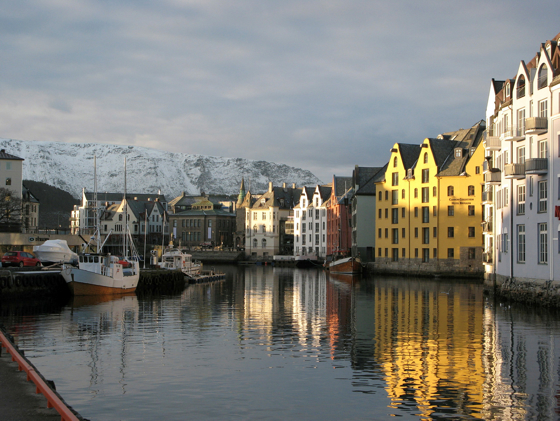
[1,1,559,184]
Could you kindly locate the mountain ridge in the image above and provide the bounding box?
[0,139,323,199]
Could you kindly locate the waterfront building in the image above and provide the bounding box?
[326,175,353,255]
[21,183,39,233]
[0,149,25,232]
[374,121,485,275]
[168,197,236,249]
[483,32,560,284]
[244,182,302,259]
[351,165,385,262]
[293,184,332,257]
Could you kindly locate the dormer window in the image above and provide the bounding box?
[505,82,510,97]
[455,148,462,158]
[538,64,548,89]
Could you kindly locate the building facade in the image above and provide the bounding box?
[374,122,485,275]
[326,175,353,256]
[293,184,331,257]
[484,32,560,284]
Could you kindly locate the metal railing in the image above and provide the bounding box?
[525,158,548,173]
[504,163,526,178]
[525,117,547,133]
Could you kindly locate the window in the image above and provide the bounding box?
[378,191,382,201]
[402,248,406,258]
[433,206,437,217]
[385,208,388,219]
[447,186,454,196]
[414,188,418,198]
[539,223,548,264]
[517,75,525,98]
[423,152,428,163]
[262,212,266,220]
[517,185,525,215]
[539,140,547,159]
[414,227,418,238]
[385,228,388,238]
[468,205,475,216]
[422,169,429,183]
[538,65,548,89]
[468,248,476,259]
[539,99,548,118]
[475,166,480,174]
[401,208,405,218]
[392,208,399,224]
[433,248,437,258]
[447,248,454,258]
[448,227,454,238]
[422,207,429,223]
[468,186,475,196]
[402,228,405,238]
[517,224,525,263]
[262,239,267,248]
[422,248,429,263]
[5,178,11,186]
[392,229,399,244]
[392,248,398,262]
[385,191,389,201]
[392,172,399,186]
[468,227,475,237]
[414,207,418,218]
[517,108,525,135]
[393,156,398,167]
[433,227,437,238]
[422,187,429,203]
[378,209,382,219]
[448,206,454,216]
[539,181,547,212]
[415,248,419,258]
[401,189,405,199]
[392,190,398,205]
[378,228,382,238]
[378,248,382,257]
[422,228,429,244]
[433,186,436,197]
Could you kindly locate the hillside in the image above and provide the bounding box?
[24,180,79,229]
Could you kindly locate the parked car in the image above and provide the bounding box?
[1,251,42,267]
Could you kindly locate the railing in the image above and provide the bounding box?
[504,163,526,178]
[483,252,493,264]
[482,190,493,203]
[484,171,502,184]
[525,117,547,133]
[485,137,501,150]
[482,221,493,233]
[525,158,548,173]
[0,330,80,421]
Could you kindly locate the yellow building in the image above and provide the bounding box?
[374,121,485,275]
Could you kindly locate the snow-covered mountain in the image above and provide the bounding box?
[0,139,323,199]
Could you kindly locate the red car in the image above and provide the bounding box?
[1,251,41,267]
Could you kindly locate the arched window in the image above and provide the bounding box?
[516,75,526,98]
[393,156,397,167]
[447,186,454,196]
[253,238,258,248]
[262,239,267,249]
[468,185,475,196]
[423,152,428,164]
[505,81,510,97]
[538,64,548,89]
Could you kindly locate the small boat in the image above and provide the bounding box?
[33,239,78,265]
[60,156,140,296]
[295,253,319,268]
[325,253,361,274]
[158,248,202,277]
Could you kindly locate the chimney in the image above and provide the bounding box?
[268,182,273,193]
[283,183,286,188]
[292,183,296,188]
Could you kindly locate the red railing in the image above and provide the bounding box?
[0,330,80,421]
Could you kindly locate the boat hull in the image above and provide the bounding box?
[328,257,361,274]
[62,266,139,296]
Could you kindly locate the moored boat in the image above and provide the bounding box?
[295,253,319,268]
[325,254,362,274]
[158,248,202,277]
[33,239,78,265]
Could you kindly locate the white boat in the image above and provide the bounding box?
[61,156,140,296]
[158,248,202,277]
[33,239,79,265]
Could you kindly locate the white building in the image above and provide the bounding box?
[484,32,560,283]
[293,185,331,257]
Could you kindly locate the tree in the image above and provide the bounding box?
[0,188,22,232]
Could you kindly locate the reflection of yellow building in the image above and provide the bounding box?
[374,121,485,275]
[370,280,485,418]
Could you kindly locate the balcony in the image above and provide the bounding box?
[504,163,526,179]
[484,170,502,185]
[502,127,525,142]
[525,158,548,175]
[483,251,493,264]
[482,221,493,234]
[525,117,547,134]
[482,190,493,204]
[484,130,501,151]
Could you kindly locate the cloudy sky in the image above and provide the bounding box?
[1,1,559,183]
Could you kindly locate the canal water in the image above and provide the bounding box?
[1,265,560,420]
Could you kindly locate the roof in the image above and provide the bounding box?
[170,209,236,217]
[353,166,384,195]
[0,149,23,161]
[436,120,485,176]
[398,144,421,170]
[85,192,167,203]
[333,176,352,197]
[248,186,303,210]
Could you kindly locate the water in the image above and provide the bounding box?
[2,266,560,420]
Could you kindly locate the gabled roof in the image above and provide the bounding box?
[437,120,485,177]
[249,186,303,210]
[85,192,167,203]
[397,144,421,170]
[353,166,385,195]
[333,176,352,197]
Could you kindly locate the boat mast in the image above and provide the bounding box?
[94,155,100,252]
[124,157,128,258]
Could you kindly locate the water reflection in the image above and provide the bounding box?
[0,267,560,420]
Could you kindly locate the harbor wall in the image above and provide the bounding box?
[484,273,560,307]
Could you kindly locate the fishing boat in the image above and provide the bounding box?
[158,247,202,277]
[324,253,362,274]
[33,239,79,265]
[61,157,140,296]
